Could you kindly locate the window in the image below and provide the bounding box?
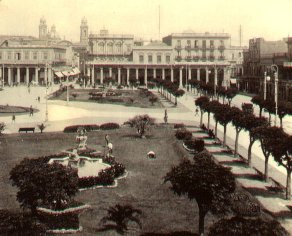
[166,55,170,63]
[127,44,131,53]
[239,52,242,57]
[98,43,104,54]
[148,55,153,63]
[33,52,38,60]
[116,43,122,53]
[194,40,198,48]
[107,43,113,54]
[43,52,48,60]
[15,52,21,60]
[210,40,214,48]
[202,40,206,49]
[157,55,161,63]
[187,51,191,57]
[177,40,181,46]
[187,40,191,46]
[0,52,2,60]
[232,53,234,59]
[24,51,29,60]
[139,55,144,63]
[7,52,11,60]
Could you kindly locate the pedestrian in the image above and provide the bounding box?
[38,96,40,103]
[105,134,110,146]
[12,114,15,123]
[164,109,168,124]
[29,105,33,116]
[195,107,199,116]
[108,142,113,154]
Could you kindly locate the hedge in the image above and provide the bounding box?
[174,123,185,129]
[100,122,120,130]
[184,139,205,153]
[63,124,100,133]
[175,129,192,140]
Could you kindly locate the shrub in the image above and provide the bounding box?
[100,122,120,130]
[0,122,5,135]
[0,210,46,235]
[175,129,192,140]
[184,139,205,152]
[78,168,115,188]
[174,123,185,129]
[38,123,46,133]
[63,124,100,133]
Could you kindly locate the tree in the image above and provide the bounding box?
[268,131,292,199]
[195,96,210,126]
[100,204,142,235]
[226,88,238,106]
[251,96,265,117]
[263,100,275,125]
[129,76,137,89]
[0,122,5,135]
[217,86,227,104]
[209,216,288,236]
[164,152,236,236]
[71,92,78,99]
[230,107,246,156]
[278,101,292,128]
[241,115,268,166]
[10,158,79,213]
[37,123,46,133]
[213,104,233,146]
[127,114,155,138]
[252,126,283,181]
[173,89,185,106]
[208,100,222,138]
[201,101,212,129]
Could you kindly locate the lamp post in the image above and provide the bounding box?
[271,64,278,126]
[66,73,70,105]
[45,63,49,122]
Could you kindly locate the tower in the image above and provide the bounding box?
[50,24,56,38]
[80,17,88,44]
[39,17,48,39]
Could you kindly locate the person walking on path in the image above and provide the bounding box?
[29,105,34,116]
[164,109,168,124]
[195,107,199,116]
[12,114,15,123]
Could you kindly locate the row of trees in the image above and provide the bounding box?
[153,79,185,105]
[251,95,292,128]
[195,95,292,200]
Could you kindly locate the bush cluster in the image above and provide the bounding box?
[37,211,79,230]
[175,129,192,140]
[184,139,205,153]
[100,122,120,130]
[174,123,185,129]
[63,124,100,133]
[78,168,115,188]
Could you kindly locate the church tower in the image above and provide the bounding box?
[39,17,48,39]
[80,17,88,45]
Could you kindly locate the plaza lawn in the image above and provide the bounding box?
[0,125,217,235]
[50,88,164,108]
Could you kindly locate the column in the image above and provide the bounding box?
[214,68,218,87]
[144,68,148,86]
[153,68,156,78]
[188,68,191,80]
[179,67,183,87]
[118,68,121,85]
[48,68,52,84]
[17,67,20,84]
[126,68,130,85]
[87,67,90,77]
[171,68,174,82]
[109,67,112,78]
[35,67,39,85]
[91,66,95,84]
[0,67,2,81]
[44,67,48,85]
[136,68,139,80]
[205,67,209,84]
[8,67,11,86]
[197,68,200,81]
[26,67,29,85]
[100,67,103,84]
[162,68,165,80]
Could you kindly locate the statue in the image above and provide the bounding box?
[76,127,87,150]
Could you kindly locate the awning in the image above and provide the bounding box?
[72,68,80,75]
[55,72,64,78]
[62,71,70,76]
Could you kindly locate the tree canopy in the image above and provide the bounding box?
[127,114,155,138]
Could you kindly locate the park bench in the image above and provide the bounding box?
[18,127,35,133]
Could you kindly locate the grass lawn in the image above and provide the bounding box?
[0,125,218,235]
[50,88,164,108]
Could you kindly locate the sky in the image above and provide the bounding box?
[0,0,292,46]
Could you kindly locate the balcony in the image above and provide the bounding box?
[218,45,225,51]
[185,45,191,51]
[208,56,215,61]
[175,56,182,61]
[193,56,200,61]
[185,56,192,62]
[175,45,182,50]
[218,56,225,61]
[201,56,207,62]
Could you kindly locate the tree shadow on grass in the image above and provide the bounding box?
[220,160,248,167]
[243,187,285,199]
[141,232,198,236]
[234,173,265,181]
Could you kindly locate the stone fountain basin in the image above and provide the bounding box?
[49,156,111,178]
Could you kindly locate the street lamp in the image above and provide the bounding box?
[45,63,49,122]
[271,64,279,126]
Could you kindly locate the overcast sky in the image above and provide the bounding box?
[1,0,292,46]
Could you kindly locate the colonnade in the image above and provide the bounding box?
[86,65,226,88]
[0,66,53,86]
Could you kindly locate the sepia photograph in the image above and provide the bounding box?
[0,0,292,235]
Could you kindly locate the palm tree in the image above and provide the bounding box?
[100,204,142,234]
